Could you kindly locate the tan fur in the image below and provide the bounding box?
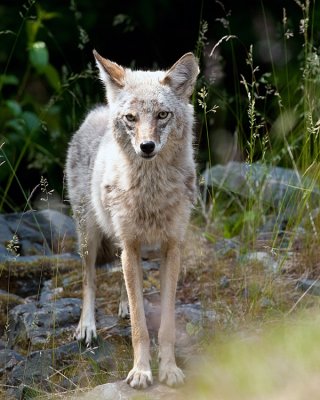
[66,51,199,389]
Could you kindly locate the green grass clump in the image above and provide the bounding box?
[185,312,320,400]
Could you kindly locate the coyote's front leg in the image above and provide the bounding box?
[158,240,185,387]
[122,241,152,389]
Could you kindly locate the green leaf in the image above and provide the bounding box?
[29,41,49,72]
[5,119,25,135]
[5,100,22,117]
[43,64,61,91]
[242,210,258,223]
[26,19,41,45]
[0,74,19,86]
[39,9,59,21]
[21,111,41,135]
[203,231,216,243]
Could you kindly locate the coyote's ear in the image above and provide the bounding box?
[93,50,125,100]
[161,53,199,99]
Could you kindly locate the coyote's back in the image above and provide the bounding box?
[66,51,199,389]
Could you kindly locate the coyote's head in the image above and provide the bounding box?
[94,50,199,160]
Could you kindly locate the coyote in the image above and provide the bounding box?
[66,50,199,388]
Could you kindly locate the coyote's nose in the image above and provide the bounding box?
[140,141,155,155]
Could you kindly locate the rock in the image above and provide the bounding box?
[176,302,216,324]
[0,215,14,258]
[8,341,80,388]
[219,275,230,288]
[76,380,180,400]
[8,297,81,347]
[0,254,81,297]
[142,259,160,270]
[297,278,320,296]
[97,313,131,339]
[0,349,24,373]
[0,290,25,337]
[0,253,81,295]
[257,216,288,241]
[175,302,216,354]
[4,214,45,254]
[39,279,64,303]
[3,209,77,256]
[5,339,117,398]
[259,297,275,309]
[239,251,279,273]
[301,207,320,237]
[213,238,239,257]
[0,290,25,306]
[203,162,320,216]
[0,215,12,245]
[0,244,8,258]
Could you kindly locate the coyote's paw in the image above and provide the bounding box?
[159,363,185,387]
[75,319,97,345]
[126,367,153,389]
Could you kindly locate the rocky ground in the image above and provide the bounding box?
[0,209,218,399]
[0,162,320,399]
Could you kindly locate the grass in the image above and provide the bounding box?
[1,0,320,398]
[182,311,320,400]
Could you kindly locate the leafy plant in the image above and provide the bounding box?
[196,0,320,250]
[0,1,94,211]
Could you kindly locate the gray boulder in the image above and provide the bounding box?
[7,341,80,398]
[1,209,77,257]
[8,297,81,347]
[203,162,320,215]
[0,215,13,257]
[297,278,320,296]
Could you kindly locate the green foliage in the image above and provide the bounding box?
[185,313,320,400]
[196,0,320,246]
[0,1,94,211]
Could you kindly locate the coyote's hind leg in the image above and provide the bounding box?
[76,227,100,345]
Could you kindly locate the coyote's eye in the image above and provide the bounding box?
[158,111,169,119]
[125,113,136,122]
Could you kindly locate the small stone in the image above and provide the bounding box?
[219,276,230,288]
[214,238,239,257]
[39,279,63,304]
[259,297,275,308]
[297,279,320,296]
[176,302,216,324]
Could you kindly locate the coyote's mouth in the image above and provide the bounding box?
[140,153,156,160]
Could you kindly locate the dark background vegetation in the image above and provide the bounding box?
[0,0,319,211]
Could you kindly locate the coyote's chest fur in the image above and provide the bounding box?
[98,154,191,244]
